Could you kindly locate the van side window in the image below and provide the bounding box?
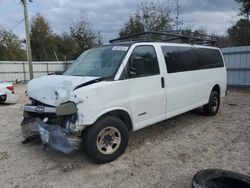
[161,46,198,73]
[129,46,160,78]
[161,46,179,73]
[196,48,224,69]
[178,47,199,72]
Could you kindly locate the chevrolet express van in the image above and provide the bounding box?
[21,32,227,163]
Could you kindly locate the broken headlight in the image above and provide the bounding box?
[56,102,77,116]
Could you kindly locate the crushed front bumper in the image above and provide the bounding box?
[21,118,82,153]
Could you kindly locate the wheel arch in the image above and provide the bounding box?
[211,84,221,96]
[90,108,134,132]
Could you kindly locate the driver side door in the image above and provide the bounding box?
[126,45,167,131]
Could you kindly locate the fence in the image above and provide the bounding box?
[0,61,72,82]
[222,46,250,87]
[0,46,250,87]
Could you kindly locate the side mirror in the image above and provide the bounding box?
[130,57,145,77]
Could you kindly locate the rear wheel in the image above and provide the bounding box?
[203,91,220,116]
[83,116,129,163]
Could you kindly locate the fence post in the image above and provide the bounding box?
[22,62,26,81]
[46,63,49,75]
[64,60,67,72]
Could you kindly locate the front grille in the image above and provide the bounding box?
[31,98,54,107]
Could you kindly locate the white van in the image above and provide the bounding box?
[21,32,227,163]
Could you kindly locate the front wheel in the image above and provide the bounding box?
[203,91,220,116]
[83,116,129,164]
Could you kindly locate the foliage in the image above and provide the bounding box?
[70,17,102,58]
[54,33,78,61]
[30,14,102,61]
[0,29,26,61]
[228,19,250,46]
[235,0,250,19]
[119,15,145,37]
[119,1,172,37]
[30,13,57,61]
[227,0,250,46]
[217,35,235,48]
[182,27,208,36]
[2,0,249,61]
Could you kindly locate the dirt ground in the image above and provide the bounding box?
[0,84,249,188]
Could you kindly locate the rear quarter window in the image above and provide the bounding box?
[161,46,224,73]
[195,48,224,69]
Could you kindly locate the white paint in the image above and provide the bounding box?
[112,46,129,51]
[5,93,19,104]
[25,42,227,131]
[0,82,19,104]
[27,75,99,106]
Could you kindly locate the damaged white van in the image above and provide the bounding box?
[21,32,227,163]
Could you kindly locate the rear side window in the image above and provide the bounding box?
[162,46,224,73]
[161,46,198,73]
[178,47,199,72]
[161,46,179,73]
[195,48,224,69]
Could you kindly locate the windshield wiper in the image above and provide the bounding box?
[73,78,104,90]
[72,74,85,76]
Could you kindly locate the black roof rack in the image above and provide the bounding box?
[109,30,218,46]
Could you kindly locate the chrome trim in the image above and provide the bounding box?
[21,105,56,113]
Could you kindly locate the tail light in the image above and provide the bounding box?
[6,85,14,92]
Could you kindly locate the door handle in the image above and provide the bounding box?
[161,77,165,88]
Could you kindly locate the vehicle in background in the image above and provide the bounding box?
[0,82,19,104]
[20,31,227,163]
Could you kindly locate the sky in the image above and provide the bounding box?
[0,0,239,42]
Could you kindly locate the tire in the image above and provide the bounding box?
[192,169,250,188]
[203,91,220,116]
[83,116,129,164]
[0,95,6,103]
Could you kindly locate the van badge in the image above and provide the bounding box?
[35,106,45,113]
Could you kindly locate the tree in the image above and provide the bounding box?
[30,14,101,61]
[30,13,57,61]
[173,0,183,30]
[0,29,26,61]
[119,0,172,37]
[54,33,78,61]
[235,0,250,20]
[70,17,102,58]
[227,0,250,46]
[182,27,208,36]
[119,15,144,37]
[217,35,235,48]
[228,19,250,46]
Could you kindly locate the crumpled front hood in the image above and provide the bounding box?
[27,75,99,106]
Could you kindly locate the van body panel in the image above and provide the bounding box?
[70,80,132,126]
[164,67,226,117]
[22,42,227,141]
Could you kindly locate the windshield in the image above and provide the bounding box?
[64,45,129,78]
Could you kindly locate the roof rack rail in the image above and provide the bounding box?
[109,30,218,46]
